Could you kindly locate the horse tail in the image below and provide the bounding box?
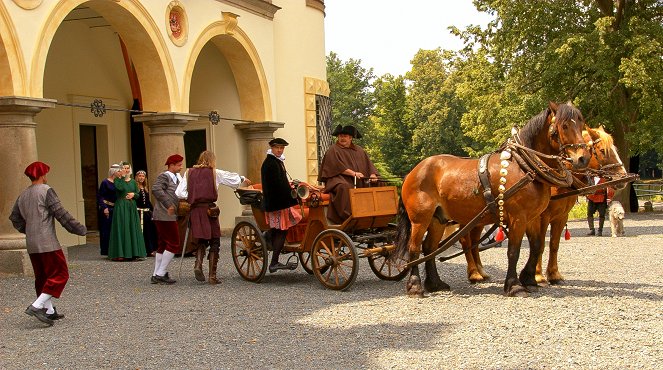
[394,197,411,260]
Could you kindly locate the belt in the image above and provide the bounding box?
[137,208,151,212]
[103,200,115,207]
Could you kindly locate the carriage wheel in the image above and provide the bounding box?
[367,249,410,281]
[311,229,358,291]
[230,221,268,283]
[298,251,330,275]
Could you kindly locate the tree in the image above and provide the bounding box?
[370,74,412,176]
[453,0,663,208]
[326,52,376,144]
[406,49,469,160]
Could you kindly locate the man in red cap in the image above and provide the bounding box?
[10,161,87,326]
[150,154,184,284]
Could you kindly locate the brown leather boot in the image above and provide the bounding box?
[208,251,219,285]
[194,244,206,282]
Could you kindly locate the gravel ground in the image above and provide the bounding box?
[1,212,661,369]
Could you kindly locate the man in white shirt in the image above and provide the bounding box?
[175,150,250,284]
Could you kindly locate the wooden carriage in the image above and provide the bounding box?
[231,184,408,290]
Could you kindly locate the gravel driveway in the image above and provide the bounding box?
[1,212,661,369]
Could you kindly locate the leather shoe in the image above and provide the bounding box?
[586,230,595,236]
[47,307,65,320]
[25,305,54,326]
[269,262,287,273]
[155,272,176,284]
[150,275,159,284]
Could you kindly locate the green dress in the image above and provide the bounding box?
[108,178,146,259]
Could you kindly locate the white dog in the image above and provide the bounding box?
[609,201,625,237]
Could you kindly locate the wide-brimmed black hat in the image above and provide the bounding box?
[268,137,289,146]
[331,124,362,139]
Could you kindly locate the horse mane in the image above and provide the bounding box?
[518,108,551,148]
[590,126,614,149]
[518,102,584,148]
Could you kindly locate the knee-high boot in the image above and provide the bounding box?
[597,217,605,236]
[194,242,206,282]
[586,217,595,235]
[208,251,219,285]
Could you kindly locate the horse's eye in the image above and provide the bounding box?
[562,123,568,130]
[601,149,607,156]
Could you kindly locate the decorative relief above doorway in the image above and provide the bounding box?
[12,0,43,10]
[166,1,188,46]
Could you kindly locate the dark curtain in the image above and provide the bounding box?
[130,98,148,173]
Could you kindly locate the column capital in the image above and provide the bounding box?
[0,96,56,111]
[134,112,200,135]
[234,121,285,140]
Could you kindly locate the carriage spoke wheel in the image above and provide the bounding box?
[367,248,410,281]
[230,221,268,283]
[311,229,358,291]
[298,251,329,275]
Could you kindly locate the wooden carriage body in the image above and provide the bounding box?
[231,185,405,290]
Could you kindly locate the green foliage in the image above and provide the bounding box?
[369,74,413,176]
[567,201,588,221]
[325,0,663,177]
[405,49,469,161]
[325,52,375,143]
[456,0,663,160]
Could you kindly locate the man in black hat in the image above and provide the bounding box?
[317,125,378,224]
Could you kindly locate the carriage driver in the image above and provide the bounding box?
[317,124,379,224]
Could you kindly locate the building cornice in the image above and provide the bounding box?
[306,0,325,15]
[217,0,280,20]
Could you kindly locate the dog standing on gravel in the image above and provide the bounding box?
[609,201,626,237]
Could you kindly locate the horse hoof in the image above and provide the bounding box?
[424,279,450,292]
[406,275,425,298]
[468,273,485,283]
[506,285,530,297]
[548,278,564,285]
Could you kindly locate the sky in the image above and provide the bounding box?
[324,1,493,77]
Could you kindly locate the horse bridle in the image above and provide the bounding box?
[574,137,625,180]
[549,117,588,160]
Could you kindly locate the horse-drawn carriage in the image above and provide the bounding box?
[231,183,409,291]
[230,102,636,297]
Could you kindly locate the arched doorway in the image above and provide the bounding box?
[34,0,175,246]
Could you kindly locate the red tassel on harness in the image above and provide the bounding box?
[564,225,571,240]
[495,227,505,242]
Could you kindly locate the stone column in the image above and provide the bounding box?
[0,96,56,276]
[134,112,199,181]
[233,121,285,183]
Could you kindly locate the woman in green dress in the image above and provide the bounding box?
[108,162,146,261]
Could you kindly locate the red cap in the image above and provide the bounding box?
[24,161,50,180]
[165,154,184,166]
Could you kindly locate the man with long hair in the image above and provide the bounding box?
[176,151,250,284]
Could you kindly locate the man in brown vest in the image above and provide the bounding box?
[176,151,250,284]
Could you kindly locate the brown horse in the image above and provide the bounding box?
[395,102,591,297]
[532,126,627,284]
[462,127,628,285]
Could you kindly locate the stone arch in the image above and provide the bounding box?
[29,0,178,112]
[182,18,271,121]
[0,2,27,96]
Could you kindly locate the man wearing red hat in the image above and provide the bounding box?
[318,125,379,224]
[150,154,184,284]
[9,161,87,326]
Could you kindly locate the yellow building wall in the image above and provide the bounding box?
[38,19,133,246]
[272,0,327,182]
[188,42,247,228]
